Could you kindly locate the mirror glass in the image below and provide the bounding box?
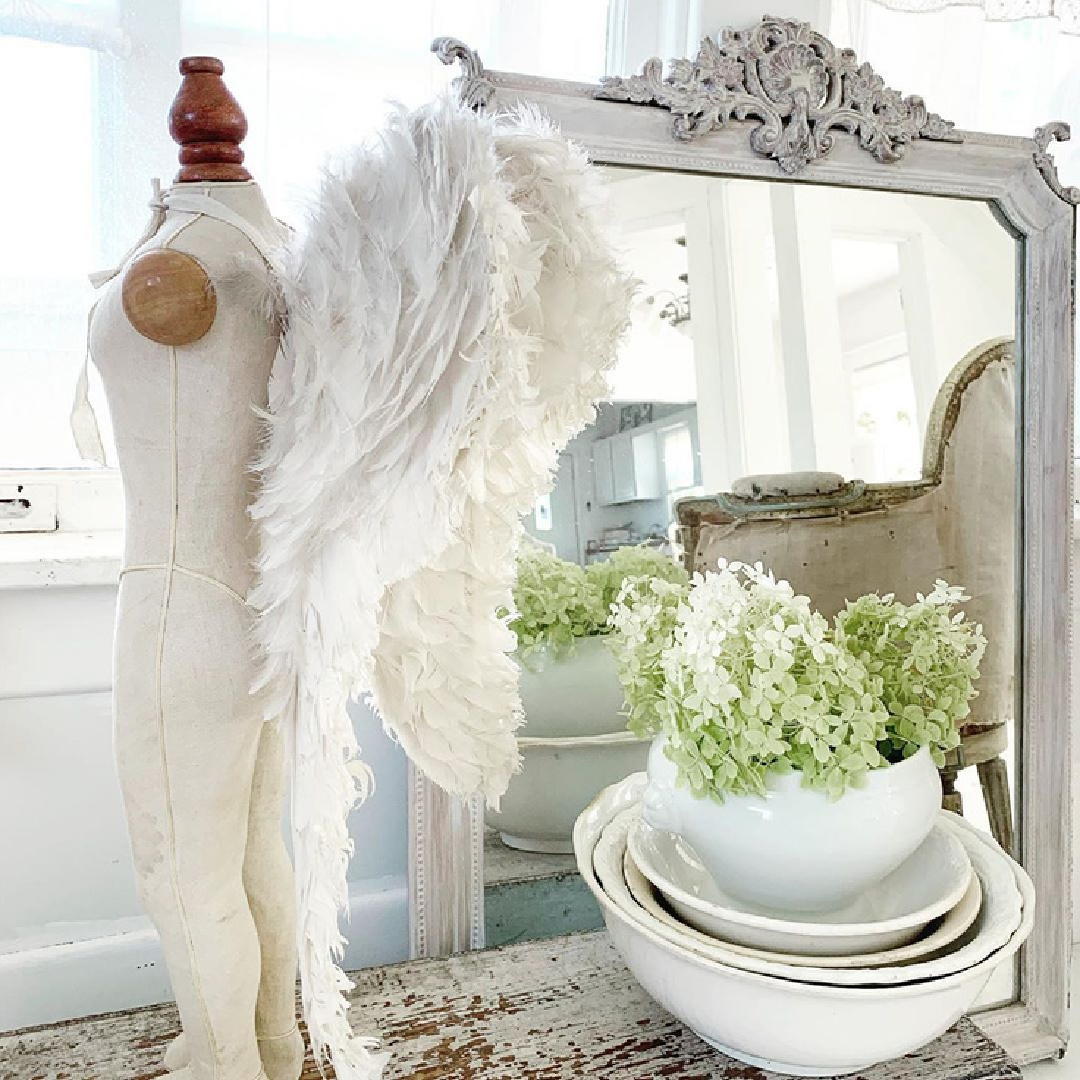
[484,168,1018,1010]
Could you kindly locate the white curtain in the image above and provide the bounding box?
[867,0,1080,33]
[833,0,1080,171]
[0,0,610,469]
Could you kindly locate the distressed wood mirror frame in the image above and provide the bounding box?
[408,18,1077,1066]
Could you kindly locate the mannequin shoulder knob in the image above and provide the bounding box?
[121,249,217,346]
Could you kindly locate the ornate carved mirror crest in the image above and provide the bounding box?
[434,25,1078,199]
[595,17,960,173]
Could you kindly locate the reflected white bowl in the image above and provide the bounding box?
[643,738,943,913]
[485,731,649,852]
[575,774,1034,1077]
[517,636,627,738]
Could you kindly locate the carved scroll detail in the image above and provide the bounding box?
[1033,123,1080,205]
[596,17,961,174]
[431,36,495,110]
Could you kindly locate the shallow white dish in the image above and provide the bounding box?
[598,807,1024,986]
[629,811,972,955]
[624,847,982,971]
[576,774,1035,1076]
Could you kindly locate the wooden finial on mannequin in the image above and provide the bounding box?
[123,55,253,346]
[169,56,251,183]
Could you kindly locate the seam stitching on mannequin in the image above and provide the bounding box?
[152,256,221,1073]
[134,207,266,1079]
[123,564,249,609]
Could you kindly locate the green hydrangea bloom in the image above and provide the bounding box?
[833,581,986,769]
[585,544,691,619]
[509,544,690,663]
[607,575,691,737]
[607,563,986,801]
[509,546,606,659]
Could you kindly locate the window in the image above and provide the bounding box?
[661,423,695,492]
[0,0,611,533]
[533,494,553,532]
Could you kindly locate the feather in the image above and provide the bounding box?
[251,94,634,1077]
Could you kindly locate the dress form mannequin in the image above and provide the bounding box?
[90,59,303,1080]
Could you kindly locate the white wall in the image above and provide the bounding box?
[0,580,408,1031]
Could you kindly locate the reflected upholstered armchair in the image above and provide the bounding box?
[677,338,1016,852]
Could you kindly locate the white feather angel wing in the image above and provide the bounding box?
[251,95,633,1078]
[372,108,636,803]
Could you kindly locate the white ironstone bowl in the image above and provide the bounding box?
[574,774,1034,1077]
[601,807,1023,987]
[628,810,973,955]
[643,737,944,913]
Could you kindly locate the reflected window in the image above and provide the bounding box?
[533,494,553,532]
[833,237,919,482]
[850,356,922,482]
[661,423,695,491]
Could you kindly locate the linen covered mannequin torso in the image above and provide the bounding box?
[80,56,634,1080]
[90,179,303,1080]
[98,183,278,586]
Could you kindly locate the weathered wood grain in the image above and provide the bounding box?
[409,763,483,957]
[0,932,1021,1080]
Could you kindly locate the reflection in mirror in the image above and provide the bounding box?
[486,165,1018,1011]
[602,168,1016,489]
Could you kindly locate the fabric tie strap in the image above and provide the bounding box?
[71,303,108,466]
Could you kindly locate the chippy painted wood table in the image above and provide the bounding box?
[2,931,1020,1079]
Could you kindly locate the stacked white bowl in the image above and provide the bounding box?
[573,769,1034,1077]
[486,637,650,852]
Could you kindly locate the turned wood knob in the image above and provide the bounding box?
[169,56,251,183]
[122,250,217,346]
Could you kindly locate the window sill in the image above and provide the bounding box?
[1,514,1076,587]
[0,531,123,590]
